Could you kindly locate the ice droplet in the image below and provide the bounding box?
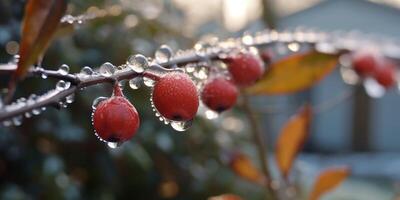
[171,120,192,132]
[107,142,121,149]
[129,77,142,89]
[155,45,173,63]
[66,94,75,104]
[56,80,71,91]
[32,108,41,115]
[41,73,48,79]
[92,97,108,109]
[364,78,385,98]
[12,116,23,126]
[143,76,156,87]
[80,66,93,78]
[127,54,148,73]
[99,62,115,77]
[58,64,70,76]
[205,110,219,119]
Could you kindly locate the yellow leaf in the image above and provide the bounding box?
[247,51,338,95]
[309,166,350,200]
[275,105,312,178]
[229,152,265,184]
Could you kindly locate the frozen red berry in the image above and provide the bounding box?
[201,77,238,112]
[351,52,378,76]
[152,72,199,121]
[373,59,396,88]
[92,85,140,144]
[225,52,265,87]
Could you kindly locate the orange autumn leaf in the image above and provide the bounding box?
[309,166,350,200]
[12,0,67,82]
[229,152,265,184]
[275,105,312,178]
[247,51,338,95]
[208,194,243,200]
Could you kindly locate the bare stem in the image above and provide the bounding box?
[241,91,277,200]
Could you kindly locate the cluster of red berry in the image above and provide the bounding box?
[351,51,397,88]
[92,51,265,147]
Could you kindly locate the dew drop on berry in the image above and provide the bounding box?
[143,76,156,87]
[92,97,108,109]
[129,77,142,89]
[170,120,192,132]
[58,64,70,75]
[127,54,148,73]
[155,45,173,63]
[107,142,121,149]
[364,77,385,98]
[205,109,219,119]
[99,62,116,77]
[80,66,94,78]
[56,80,71,91]
[32,108,41,115]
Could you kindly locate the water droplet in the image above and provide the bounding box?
[129,77,142,89]
[12,116,23,126]
[171,120,192,132]
[107,142,121,149]
[127,54,148,73]
[155,45,173,63]
[32,108,41,115]
[58,64,70,75]
[56,80,71,91]
[59,101,68,108]
[24,112,32,118]
[99,62,115,77]
[364,78,385,98]
[143,76,156,87]
[80,66,93,78]
[41,73,48,79]
[92,97,108,109]
[164,119,170,125]
[66,94,75,104]
[205,110,219,119]
[41,107,46,111]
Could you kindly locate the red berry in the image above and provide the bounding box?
[373,60,397,88]
[152,72,199,121]
[201,77,238,112]
[93,85,140,144]
[225,52,265,87]
[351,52,378,76]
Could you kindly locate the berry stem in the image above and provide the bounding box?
[241,91,277,200]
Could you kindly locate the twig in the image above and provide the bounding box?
[2,28,400,123]
[241,91,277,200]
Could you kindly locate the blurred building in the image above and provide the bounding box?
[272,0,400,152]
